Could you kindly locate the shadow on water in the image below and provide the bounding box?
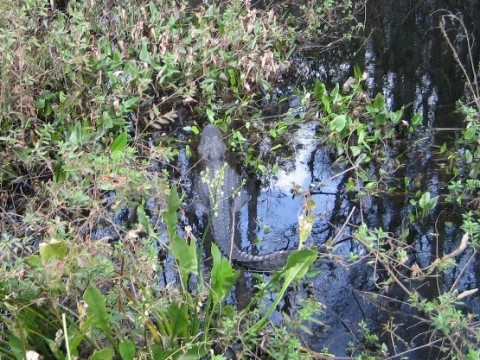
[183,0,480,357]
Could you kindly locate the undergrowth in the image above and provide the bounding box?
[303,14,480,356]
[0,0,342,358]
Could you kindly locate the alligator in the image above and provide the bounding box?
[197,124,292,271]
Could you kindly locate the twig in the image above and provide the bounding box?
[331,206,356,246]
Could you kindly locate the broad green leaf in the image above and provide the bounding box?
[53,161,66,182]
[183,125,200,135]
[26,254,41,268]
[373,93,385,110]
[89,348,114,360]
[164,187,198,282]
[353,65,363,79]
[12,147,31,162]
[110,133,127,153]
[418,192,431,210]
[169,229,197,277]
[374,113,387,126]
[440,142,447,154]
[139,41,150,62]
[330,83,340,102]
[122,97,139,112]
[465,149,473,163]
[350,146,361,158]
[69,326,86,356]
[84,285,110,334]
[39,240,68,261]
[206,108,215,122]
[313,79,325,102]
[251,249,317,333]
[58,91,67,103]
[168,303,189,338]
[210,243,238,303]
[321,95,331,115]
[46,338,64,359]
[411,112,423,126]
[69,121,83,145]
[282,248,318,282]
[8,335,25,360]
[137,202,158,240]
[119,339,135,360]
[330,114,347,133]
[469,166,479,178]
[389,108,403,124]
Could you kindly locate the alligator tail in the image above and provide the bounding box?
[219,241,292,271]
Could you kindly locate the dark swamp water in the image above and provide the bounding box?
[172,1,480,358]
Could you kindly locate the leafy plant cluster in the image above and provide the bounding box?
[275,0,364,48]
[437,12,480,249]
[308,66,480,358]
[311,68,422,199]
[0,185,319,359]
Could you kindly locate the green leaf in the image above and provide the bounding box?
[121,97,139,112]
[353,65,363,79]
[350,146,361,158]
[39,240,68,261]
[330,83,340,102]
[389,108,403,124]
[54,161,66,182]
[313,79,326,102]
[119,339,135,360]
[168,303,189,338]
[206,108,215,123]
[26,254,41,268]
[58,91,67,103]
[440,142,447,154]
[84,285,110,334]
[321,95,331,115]
[8,335,25,360]
[418,192,431,210]
[465,149,473,163]
[411,112,423,126]
[373,93,385,110]
[374,113,387,126]
[283,248,318,281]
[137,202,157,240]
[210,243,238,303]
[139,41,150,62]
[69,121,83,146]
[89,348,114,360]
[110,133,128,153]
[330,114,347,133]
[251,249,317,333]
[164,187,198,283]
[183,125,200,135]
